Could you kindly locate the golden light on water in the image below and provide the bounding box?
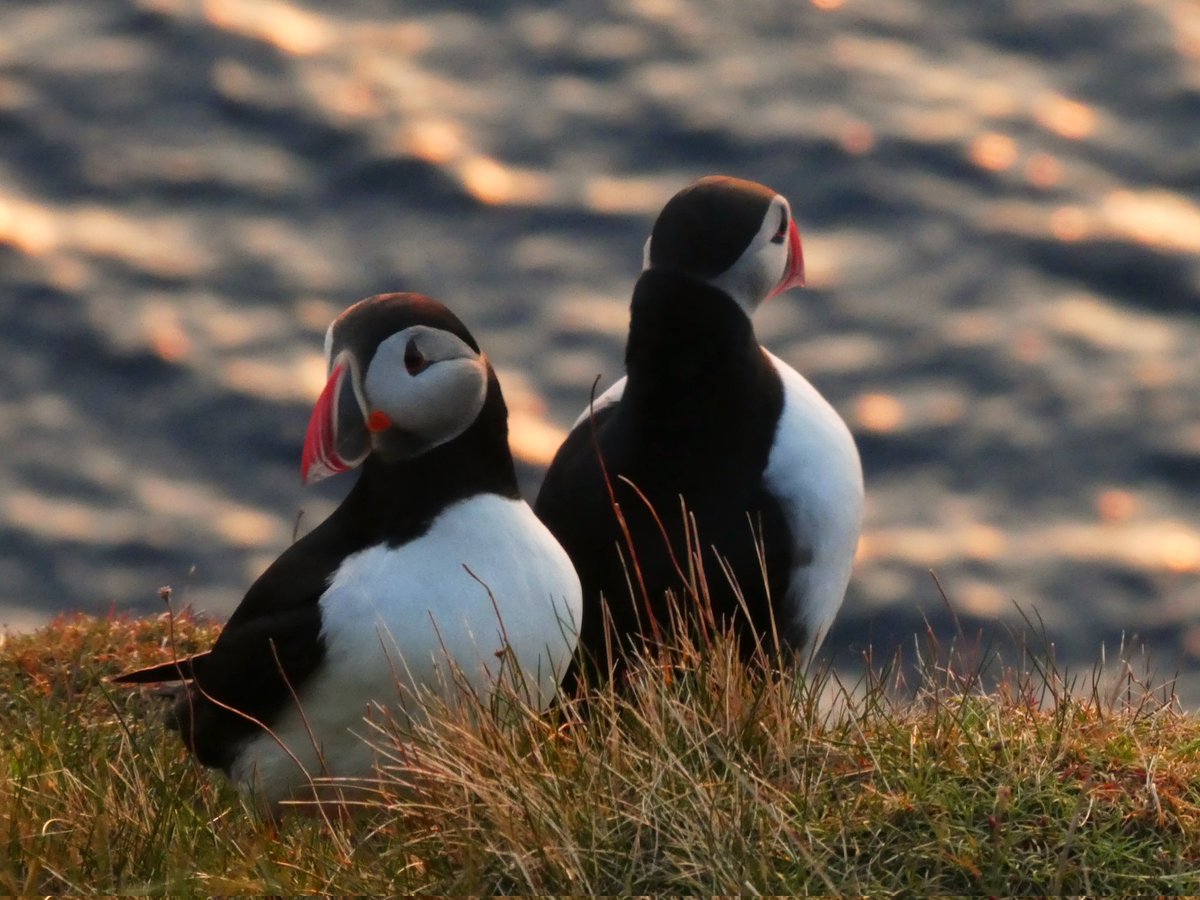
[203,0,331,56]
[1028,188,1200,251]
[493,368,566,467]
[457,156,515,205]
[1096,488,1139,524]
[1049,206,1087,242]
[214,508,282,548]
[222,355,329,404]
[945,310,1002,346]
[0,195,59,256]
[324,79,377,122]
[1179,28,1200,59]
[864,519,1200,576]
[4,491,99,543]
[69,208,210,278]
[294,298,340,334]
[400,119,465,165]
[1102,189,1200,254]
[1010,327,1049,364]
[300,353,329,397]
[134,475,288,549]
[1034,93,1097,141]
[150,324,191,363]
[1135,359,1175,389]
[974,84,1017,119]
[509,414,568,467]
[855,393,904,433]
[839,120,876,155]
[1163,0,1200,58]
[811,0,844,9]
[958,581,1009,617]
[139,302,192,363]
[455,156,553,206]
[1049,294,1175,355]
[46,255,90,292]
[1024,152,1062,189]
[963,524,1008,561]
[583,176,677,215]
[210,59,260,105]
[1162,531,1200,574]
[796,238,839,289]
[627,0,683,21]
[968,132,1018,172]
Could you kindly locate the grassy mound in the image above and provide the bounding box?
[1,611,1197,893]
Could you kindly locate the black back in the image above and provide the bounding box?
[171,295,518,772]
[534,269,794,691]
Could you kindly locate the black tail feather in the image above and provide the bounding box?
[109,652,209,684]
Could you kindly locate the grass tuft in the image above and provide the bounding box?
[1,608,1198,893]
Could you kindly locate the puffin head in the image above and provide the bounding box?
[642,175,805,316]
[301,293,492,485]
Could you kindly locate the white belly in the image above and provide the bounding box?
[229,494,581,806]
[763,351,864,660]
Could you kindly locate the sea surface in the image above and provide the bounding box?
[1,0,1198,699]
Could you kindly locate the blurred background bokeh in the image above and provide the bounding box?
[1,0,1198,697]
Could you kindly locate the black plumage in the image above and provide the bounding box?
[113,293,519,774]
[536,270,796,690]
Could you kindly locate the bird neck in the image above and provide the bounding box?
[335,380,518,545]
[624,268,766,417]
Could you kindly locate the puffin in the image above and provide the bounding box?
[534,175,863,690]
[114,293,582,809]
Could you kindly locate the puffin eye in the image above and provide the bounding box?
[404,338,429,375]
[770,208,788,245]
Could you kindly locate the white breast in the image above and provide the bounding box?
[762,351,863,662]
[229,494,582,806]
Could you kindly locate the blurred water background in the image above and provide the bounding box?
[1,0,1198,699]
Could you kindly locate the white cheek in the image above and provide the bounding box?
[764,242,790,292]
[365,359,487,451]
[710,242,787,315]
[641,236,652,272]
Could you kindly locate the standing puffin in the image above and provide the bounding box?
[115,293,581,809]
[535,175,863,690]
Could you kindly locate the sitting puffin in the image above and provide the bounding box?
[115,293,581,809]
[535,175,863,690]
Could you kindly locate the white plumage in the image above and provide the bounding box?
[761,351,863,659]
[230,494,581,804]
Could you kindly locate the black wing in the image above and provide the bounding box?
[110,653,207,684]
[535,401,637,686]
[536,355,799,690]
[114,506,367,772]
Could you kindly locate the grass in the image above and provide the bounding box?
[1,606,1198,894]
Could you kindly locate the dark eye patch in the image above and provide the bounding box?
[404,337,430,375]
[770,208,788,245]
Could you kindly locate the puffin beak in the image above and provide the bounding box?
[771,219,806,297]
[300,361,369,485]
